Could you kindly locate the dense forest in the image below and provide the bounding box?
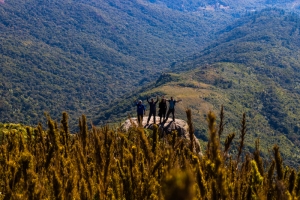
[0,0,227,127]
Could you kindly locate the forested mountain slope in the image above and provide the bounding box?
[96,9,300,166]
[174,8,300,90]
[0,0,225,126]
[149,0,300,12]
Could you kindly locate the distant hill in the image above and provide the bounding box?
[170,8,300,144]
[174,8,300,91]
[149,0,300,12]
[0,0,228,126]
[96,9,300,166]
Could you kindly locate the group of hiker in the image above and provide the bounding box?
[135,96,182,126]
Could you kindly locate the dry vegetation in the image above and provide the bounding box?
[0,110,299,200]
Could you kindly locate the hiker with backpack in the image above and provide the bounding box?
[165,97,182,122]
[147,96,159,125]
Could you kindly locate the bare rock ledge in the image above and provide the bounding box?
[121,117,202,155]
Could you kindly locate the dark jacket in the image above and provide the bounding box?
[136,103,145,115]
[159,101,167,111]
[147,98,158,113]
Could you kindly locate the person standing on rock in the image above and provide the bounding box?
[135,100,145,126]
[165,97,182,122]
[147,96,158,125]
[158,96,167,123]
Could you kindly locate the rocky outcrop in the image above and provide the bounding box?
[121,117,202,155]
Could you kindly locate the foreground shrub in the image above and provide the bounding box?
[0,110,298,199]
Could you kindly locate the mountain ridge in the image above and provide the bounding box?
[149,0,300,12]
[94,9,300,165]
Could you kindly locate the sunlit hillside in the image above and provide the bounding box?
[95,9,300,166]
